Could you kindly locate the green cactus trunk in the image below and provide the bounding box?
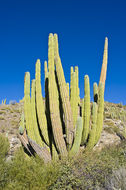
[86,102,98,150]
[81,75,90,145]
[48,33,67,158]
[81,98,84,118]
[69,117,83,157]
[54,34,74,149]
[21,33,107,161]
[66,83,69,98]
[75,66,80,105]
[31,79,45,147]
[35,59,49,146]
[24,72,36,141]
[99,37,108,90]
[93,82,98,103]
[95,83,104,144]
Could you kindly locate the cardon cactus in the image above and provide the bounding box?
[70,67,80,129]
[93,82,98,103]
[85,102,98,150]
[69,116,83,157]
[81,75,90,145]
[54,34,74,149]
[20,34,107,162]
[99,37,108,90]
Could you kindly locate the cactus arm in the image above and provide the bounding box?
[44,60,48,80]
[35,59,49,145]
[69,117,83,157]
[31,79,45,147]
[75,66,80,105]
[86,102,98,150]
[70,72,78,129]
[51,142,59,160]
[93,82,98,103]
[99,37,108,90]
[24,72,36,141]
[81,98,84,118]
[66,83,69,98]
[54,33,74,149]
[95,83,104,144]
[70,66,74,97]
[48,33,67,157]
[81,75,90,145]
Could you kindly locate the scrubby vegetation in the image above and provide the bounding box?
[0,134,126,190]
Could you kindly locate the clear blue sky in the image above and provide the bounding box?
[0,0,126,104]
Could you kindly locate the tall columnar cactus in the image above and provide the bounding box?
[93,82,98,103]
[99,37,108,89]
[70,72,78,128]
[20,33,107,162]
[54,34,74,148]
[44,61,48,80]
[35,59,49,146]
[69,116,83,157]
[81,75,90,145]
[44,60,58,159]
[95,82,104,144]
[48,33,67,157]
[86,102,98,150]
[31,80,44,147]
[24,72,36,141]
[75,66,80,105]
[82,98,84,118]
[70,66,80,129]
[66,83,69,98]
[70,66,74,94]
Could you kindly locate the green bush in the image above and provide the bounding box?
[0,133,126,190]
[0,134,9,159]
[0,134,10,189]
[105,167,126,190]
[50,141,126,190]
[3,148,60,190]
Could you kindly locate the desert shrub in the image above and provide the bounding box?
[4,148,60,190]
[105,167,126,190]
[0,134,126,190]
[0,135,10,189]
[50,141,126,190]
[0,134,9,160]
[49,159,81,190]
